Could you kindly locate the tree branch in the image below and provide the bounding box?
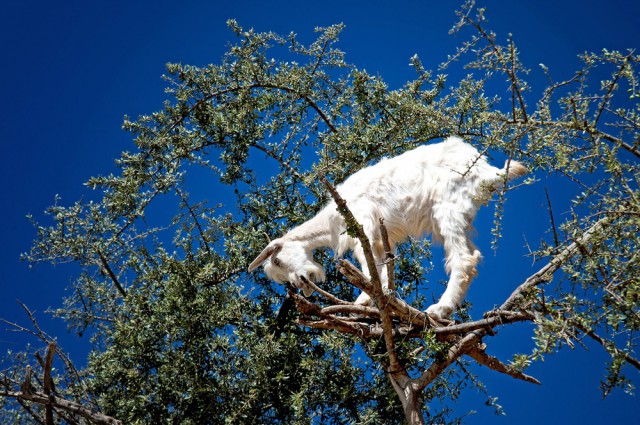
[299,275,351,305]
[500,213,613,311]
[96,250,127,298]
[467,346,541,385]
[414,330,486,391]
[0,390,122,425]
[43,343,56,425]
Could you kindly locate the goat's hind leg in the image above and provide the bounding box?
[427,213,481,320]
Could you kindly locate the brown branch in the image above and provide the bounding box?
[292,294,383,338]
[320,177,382,292]
[43,343,56,425]
[16,396,46,425]
[544,187,560,249]
[20,366,33,395]
[337,259,437,329]
[434,310,534,336]
[0,389,122,425]
[96,250,126,298]
[299,318,423,340]
[467,347,541,385]
[414,330,486,391]
[299,276,351,305]
[320,304,380,318]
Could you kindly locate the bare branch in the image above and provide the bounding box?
[414,330,486,391]
[43,343,56,425]
[544,187,560,249]
[96,250,127,298]
[0,389,122,425]
[320,177,382,292]
[435,310,534,336]
[299,276,351,305]
[320,304,380,318]
[467,347,541,385]
[337,259,436,329]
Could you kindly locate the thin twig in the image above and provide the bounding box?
[96,251,126,298]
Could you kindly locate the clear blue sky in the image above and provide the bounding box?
[1,0,639,423]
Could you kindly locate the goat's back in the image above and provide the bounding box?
[335,137,503,243]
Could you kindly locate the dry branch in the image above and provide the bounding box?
[0,389,122,425]
[467,347,541,385]
[43,343,55,425]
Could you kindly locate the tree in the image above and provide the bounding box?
[1,2,638,423]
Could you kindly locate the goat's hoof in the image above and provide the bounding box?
[426,303,454,321]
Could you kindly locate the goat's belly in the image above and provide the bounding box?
[381,215,432,245]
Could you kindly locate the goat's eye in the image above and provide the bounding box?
[273,258,281,267]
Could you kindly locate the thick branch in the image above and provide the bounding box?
[320,177,382,292]
[414,330,486,391]
[435,310,534,336]
[43,343,56,425]
[320,304,380,318]
[0,390,122,425]
[338,259,436,329]
[299,319,423,339]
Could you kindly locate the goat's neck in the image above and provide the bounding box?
[284,206,337,250]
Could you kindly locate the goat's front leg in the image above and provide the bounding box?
[427,224,481,320]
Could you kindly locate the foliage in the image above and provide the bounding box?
[1,1,639,423]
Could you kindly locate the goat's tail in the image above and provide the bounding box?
[502,160,527,180]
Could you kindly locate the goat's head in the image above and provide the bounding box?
[247,238,326,296]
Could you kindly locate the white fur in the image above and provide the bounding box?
[248,137,527,320]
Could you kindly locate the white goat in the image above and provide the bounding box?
[248,136,527,320]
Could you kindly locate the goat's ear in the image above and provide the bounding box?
[248,243,282,272]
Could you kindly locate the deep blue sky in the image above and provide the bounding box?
[2,1,639,423]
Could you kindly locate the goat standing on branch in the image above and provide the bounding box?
[248,136,527,320]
